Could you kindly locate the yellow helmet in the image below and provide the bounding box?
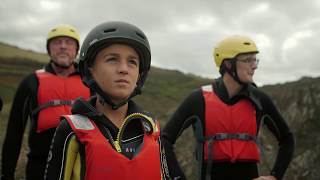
[46,24,80,52]
[213,35,259,67]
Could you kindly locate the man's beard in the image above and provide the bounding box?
[51,60,73,69]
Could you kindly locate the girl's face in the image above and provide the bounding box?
[91,44,140,103]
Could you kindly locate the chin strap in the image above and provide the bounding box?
[97,87,141,110]
[225,59,245,85]
[85,77,141,110]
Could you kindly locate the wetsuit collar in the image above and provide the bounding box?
[213,77,250,104]
[45,62,80,76]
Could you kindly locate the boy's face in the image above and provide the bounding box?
[90,43,140,103]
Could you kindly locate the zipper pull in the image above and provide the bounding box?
[114,140,122,152]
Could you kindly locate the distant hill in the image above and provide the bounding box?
[0,42,213,179]
[0,42,319,179]
[0,42,49,63]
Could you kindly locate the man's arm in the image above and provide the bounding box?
[161,89,205,179]
[1,74,36,180]
[0,97,3,111]
[259,91,295,180]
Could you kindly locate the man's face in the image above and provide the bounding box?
[48,36,78,68]
[236,53,259,83]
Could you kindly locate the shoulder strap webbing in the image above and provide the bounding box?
[32,99,74,115]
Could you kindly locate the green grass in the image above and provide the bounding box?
[0,42,213,179]
[0,43,48,178]
[135,67,212,123]
[0,56,45,179]
[1,41,317,179]
[0,42,49,63]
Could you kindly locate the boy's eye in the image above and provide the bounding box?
[129,59,139,66]
[106,57,117,62]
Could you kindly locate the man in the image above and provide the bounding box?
[1,24,90,180]
[162,35,295,180]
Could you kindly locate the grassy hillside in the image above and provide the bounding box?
[136,67,212,124]
[0,43,49,179]
[0,42,212,179]
[0,42,49,63]
[2,42,317,179]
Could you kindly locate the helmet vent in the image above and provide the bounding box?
[244,42,251,45]
[136,32,146,40]
[103,28,116,33]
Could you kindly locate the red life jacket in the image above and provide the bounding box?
[64,114,163,180]
[202,85,260,162]
[35,70,90,133]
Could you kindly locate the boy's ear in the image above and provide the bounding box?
[88,67,93,73]
[224,60,232,69]
[136,74,141,87]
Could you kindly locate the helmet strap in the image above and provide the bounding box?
[97,94,125,110]
[98,87,141,110]
[225,59,244,85]
[86,77,141,110]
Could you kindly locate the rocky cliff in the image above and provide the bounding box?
[261,77,320,180]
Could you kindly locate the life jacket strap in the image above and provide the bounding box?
[204,133,257,180]
[32,99,74,115]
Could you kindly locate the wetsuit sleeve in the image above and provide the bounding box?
[259,91,295,180]
[1,74,37,180]
[0,97,2,111]
[44,119,80,180]
[161,89,205,179]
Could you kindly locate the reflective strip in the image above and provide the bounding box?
[36,69,45,73]
[68,115,95,130]
[201,85,213,92]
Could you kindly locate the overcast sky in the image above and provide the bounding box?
[1,0,320,86]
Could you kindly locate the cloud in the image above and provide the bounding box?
[39,0,61,11]
[1,0,320,85]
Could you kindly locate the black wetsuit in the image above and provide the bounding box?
[1,63,84,180]
[0,97,3,111]
[162,77,295,180]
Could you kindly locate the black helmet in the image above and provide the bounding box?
[78,21,151,109]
